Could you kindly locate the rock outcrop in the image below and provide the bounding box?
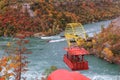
[85,17,120,64]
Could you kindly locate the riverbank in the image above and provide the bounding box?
[0,1,120,36]
[84,17,120,64]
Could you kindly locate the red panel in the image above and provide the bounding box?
[63,54,74,70]
[64,47,89,55]
[64,54,89,70]
[83,61,89,70]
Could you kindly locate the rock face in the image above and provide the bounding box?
[112,17,120,27]
[85,17,120,64]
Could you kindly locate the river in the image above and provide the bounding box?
[0,20,120,80]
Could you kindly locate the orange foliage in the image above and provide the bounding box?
[0,56,15,80]
[0,1,119,36]
[0,77,5,80]
[0,34,31,80]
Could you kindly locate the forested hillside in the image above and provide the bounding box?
[0,0,120,36]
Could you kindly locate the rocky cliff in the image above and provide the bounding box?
[85,17,120,64]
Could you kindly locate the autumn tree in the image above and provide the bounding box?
[0,33,31,80]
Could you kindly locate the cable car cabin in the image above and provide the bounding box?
[64,47,89,70]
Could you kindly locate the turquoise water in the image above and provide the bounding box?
[0,20,120,80]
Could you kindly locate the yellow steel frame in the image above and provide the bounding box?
[65,23,87,47]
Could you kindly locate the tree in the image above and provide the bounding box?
[0,33,31,80]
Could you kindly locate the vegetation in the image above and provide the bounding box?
[0,34,31,80]
[95,23,120,63]
[41,66,58,80]
[44,66,57,77]
[0,0,120,36]
[83,21,120,64]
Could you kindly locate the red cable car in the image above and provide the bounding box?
[63,47,89,70]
